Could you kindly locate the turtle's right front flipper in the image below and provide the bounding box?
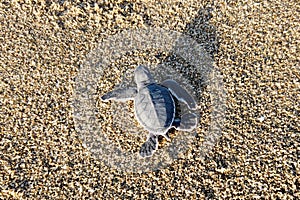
[139,133,158,157]
[161,79,197,110]
[101,87,137,102]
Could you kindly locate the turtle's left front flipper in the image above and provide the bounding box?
[161,79,197,110]
[101,87,137,102]
[139,133,158,158]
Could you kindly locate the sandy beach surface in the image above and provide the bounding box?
[0,0,299,199]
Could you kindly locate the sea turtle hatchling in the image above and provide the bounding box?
[101,65,198,157]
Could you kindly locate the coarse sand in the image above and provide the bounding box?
[0,0,299,199]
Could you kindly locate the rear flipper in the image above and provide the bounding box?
[140,133,158,157]
[174,113,198,131]
[101,87,137,102]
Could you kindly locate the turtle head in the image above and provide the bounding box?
[134,66,155,89]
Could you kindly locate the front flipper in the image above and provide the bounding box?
[174,113,198,131]
[139,133,158,158]
[101,87,137,102]
[161,79,197,110]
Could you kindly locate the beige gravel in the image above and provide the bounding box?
[0,0,299,199]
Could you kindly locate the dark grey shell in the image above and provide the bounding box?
[134,83,175,134]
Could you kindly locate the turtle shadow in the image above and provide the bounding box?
[159,5,220,159]
[183,5,219,58]
[163,5,219,86]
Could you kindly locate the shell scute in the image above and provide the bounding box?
[135,84,175,133]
